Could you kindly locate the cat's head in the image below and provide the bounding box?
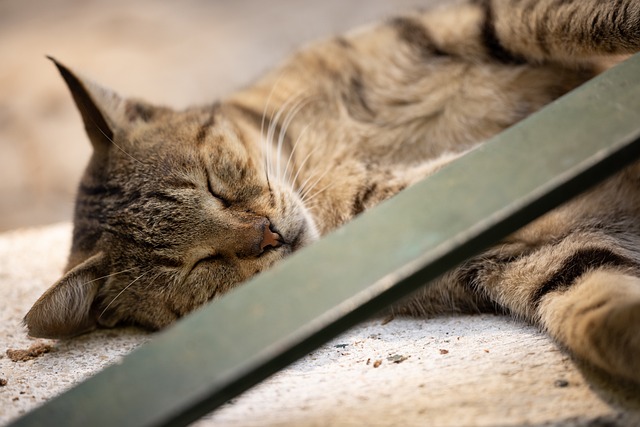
[24,59,319,338]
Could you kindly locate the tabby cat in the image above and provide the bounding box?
[25,0,640,384]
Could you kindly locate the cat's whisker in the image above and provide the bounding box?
[83,112,144,165]
[297,169,323,200]
[101,129,144,165]
[299,165,333,202]
[142,271,163,292]
[290,146,320,191]
[265,91,300,185]
[301,198,322,211]
[78,266,139,287]
[265,162,273,193]
[275,95,312,183]
[260,72,289,186]
[266,92,306,183]
[98,270,150,320]
[262,135,272,186]
[283,123,311,188]
[301,181,336,205]
[299,198,326,218]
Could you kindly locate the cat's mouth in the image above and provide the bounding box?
[262,225,299,254]
[289,228,306,252]
[261,224,308,257]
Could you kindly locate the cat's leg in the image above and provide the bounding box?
[484,0,640,63]
[538,269,640,383]
[459,227,640,384]
[389,0,640,64]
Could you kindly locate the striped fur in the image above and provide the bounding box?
[26,0,640,384]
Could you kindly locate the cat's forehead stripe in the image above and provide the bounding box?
[195,114,215,146]
[194,103,220,146]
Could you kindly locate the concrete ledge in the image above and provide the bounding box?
[1,224,639,426]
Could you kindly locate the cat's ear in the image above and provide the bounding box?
[24,252,108,339]
[48,57,128,152]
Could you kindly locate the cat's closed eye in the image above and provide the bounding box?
[191,254,224,272]
[206,174,232,208]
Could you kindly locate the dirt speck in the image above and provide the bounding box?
[387,354,409,364]
[439,349,449,355]
[0,378,7,386]
[373,359,382,368]
[6,342,54,362]
[554,379,569,388]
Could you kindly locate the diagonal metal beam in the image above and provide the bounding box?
[10,53,640,427]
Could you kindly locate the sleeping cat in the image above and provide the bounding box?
[25,0,640,384]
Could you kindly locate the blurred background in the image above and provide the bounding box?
[0,0,441,231]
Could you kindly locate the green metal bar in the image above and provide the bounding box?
[11,53,640,427]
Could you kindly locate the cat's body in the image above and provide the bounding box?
[25,0,640,384]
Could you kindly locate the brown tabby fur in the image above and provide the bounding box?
[25,0,640,384]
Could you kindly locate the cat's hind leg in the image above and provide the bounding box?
[454,212,640,385]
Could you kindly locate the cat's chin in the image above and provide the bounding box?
[292,213,320,252]
[279,194,320,253]
[290,227,316,253]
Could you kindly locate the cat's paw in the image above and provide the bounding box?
[585,297,640,383]
[541,270,640,384]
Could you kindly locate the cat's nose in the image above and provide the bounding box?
[260,223,283,252]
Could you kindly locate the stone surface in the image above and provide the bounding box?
[1,224,639,426]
